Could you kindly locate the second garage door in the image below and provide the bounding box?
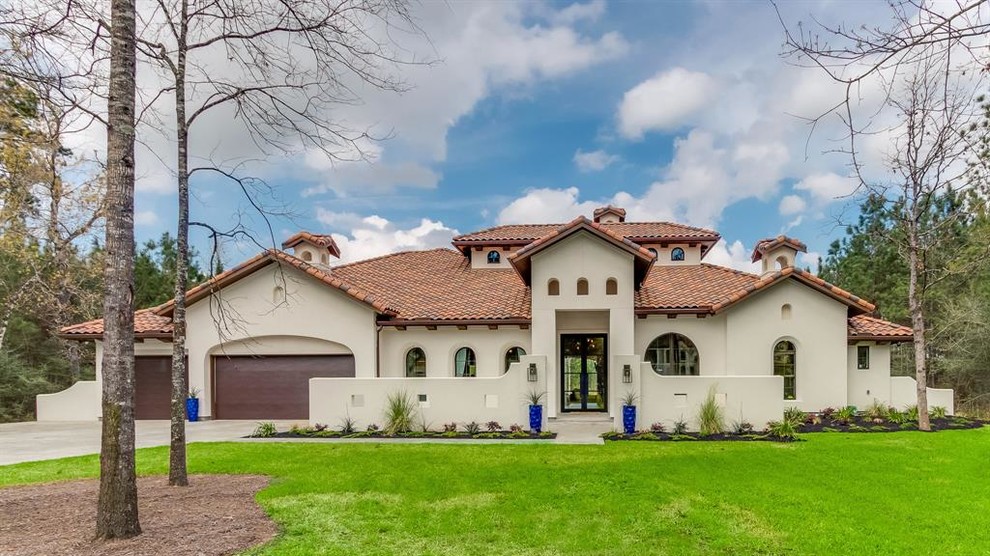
[213,354,355,419]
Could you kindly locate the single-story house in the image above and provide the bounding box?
[39,206,953,430]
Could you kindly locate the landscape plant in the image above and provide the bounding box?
[252,422,277,438]
[783,406,805,427]
[383,390,417,435]
[766,420,797,440]
[697,387,724,436]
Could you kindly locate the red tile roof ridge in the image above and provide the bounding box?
[329,247,458,271]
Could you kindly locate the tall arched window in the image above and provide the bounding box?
[405,348,426,377]
[645,334,699,375]
[548,278,560,296]
[487,250,501,264]
[671,247,685,261]
[773,340,796,400]
[605,278,618,295]
[454,347,477,377]
[576,278,589,295]
[504,346,526,373]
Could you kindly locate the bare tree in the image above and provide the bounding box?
[96,0,140,538]
[132,0,421,486]
[780,1,988,430]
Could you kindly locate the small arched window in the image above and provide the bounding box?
[671,247,685,261]
[504,346,526,373]
[646,333,699,375]
[301,251,313,262]
[487,250,501,264]
[605,278,618,295]
[781,304,792,320]
[576,278,589,295]
[320,253,329,265]
[454,347,477,377]
[548,278,560,296]
[773,340,796,400]
[273,286,285,303]
[648,248,658,258]
[405,348,426,378]
[775,256,789,270]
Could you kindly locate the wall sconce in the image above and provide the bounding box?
[622,364,632,384]
[527,363,538,382]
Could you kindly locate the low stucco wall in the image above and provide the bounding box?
[889,376,955,415]
[309,355,548,430]
[36,380,100,421]
[636,363,784,431]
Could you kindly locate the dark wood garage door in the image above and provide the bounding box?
[135,356,173,419]
[213,354,355,419]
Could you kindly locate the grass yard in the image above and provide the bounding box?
[2,429,989,555]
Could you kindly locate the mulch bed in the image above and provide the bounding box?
[602,431,796,442]
[798,415,985,433]
[0,475,277,556]
[256,429,556,440]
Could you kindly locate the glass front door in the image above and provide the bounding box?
[561,334,607,412]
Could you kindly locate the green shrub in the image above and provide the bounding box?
[697,386,724,436]
[931,406,948,419]
[672,418,689,434]
[464,421,481,435]
[905,405,919,421]
[252,421,277,437]
[834,405,856,424]
[865,400,889,421]
[620,390,639,407]
[783,406,805,427]
[383,390,417,435]
[886,409,906,424]
[339,415,356,434]
[766,420,797,440]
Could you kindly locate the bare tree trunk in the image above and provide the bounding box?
[908,222,931,431]
[96,0,141,539]
[168,0,190,488]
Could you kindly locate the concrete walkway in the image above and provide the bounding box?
[1,416,613,466]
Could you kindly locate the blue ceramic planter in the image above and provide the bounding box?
[622,405,636,434]
[529,404,543,433]
[186,397,199,422]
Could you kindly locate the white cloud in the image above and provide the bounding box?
[798,251,821,273]
[573,149,619,172]
[316,209,458,264]
[778,194,807,216]
[617,68,716,140]
[704,239,760,273]
[135,210,161,227]
[550,0,607,25]
[497,186,602,224]
[794,172,859,204]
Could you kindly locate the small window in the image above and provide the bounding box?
[487,250,501,264]
[504,346,526,373]
[576,278,589,295]
[320,253,329,264]
[773,340,796,400]
[301,251,313,262]
[605,278,618,295]
[548,278,560,296]
[781,303,792,320]
[454,347,477,377]
[405,348,426,377]
[671,247,685,261]
[775,256,789,270]
[648,248,658,258]
[857,345,870,370]
[645,333,699,375]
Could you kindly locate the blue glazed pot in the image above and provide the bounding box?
[186,397,199,422]
[622,405,636,434]
[529,404,543,433]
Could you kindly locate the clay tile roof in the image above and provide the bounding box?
[848,315,913,341]
[282,231,341,258]
[451,220,720,253]
[59,308,174,339]
[635,263,760,312]
[593,205,626,221]
[751,235,808,262]
[331,248,531,322]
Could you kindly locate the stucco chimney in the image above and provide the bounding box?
[281,232,341,268]
[593,205,626,224]
[751,235,807,277]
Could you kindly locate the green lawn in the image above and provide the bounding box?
[3,429,989,555]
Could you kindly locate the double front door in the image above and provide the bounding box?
[561,334,607,412]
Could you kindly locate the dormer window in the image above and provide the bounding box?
[671,247,685,261]
[487,250,501,264]
[301,251,313,262]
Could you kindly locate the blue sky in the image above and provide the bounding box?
[131,0,893,272]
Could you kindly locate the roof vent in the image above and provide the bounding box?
[281,232,341,267]
[593,205,626,223]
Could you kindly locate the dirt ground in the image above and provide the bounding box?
[0,475,277,556]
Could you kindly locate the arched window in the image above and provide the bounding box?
[548,278,560,296]
[605,278,618,295]
[775,256,789,270]
[576,278,589,295]
[273,286,285,303]
[671,247,685,261]
[320,253,329,265]
[648,248,658,258]
[487,250,501,264]
[454,347,477,377]
[504,346,526,373]
[645,333,699,375]
[781,303,792,320]
[773,340,796,400]
[301,251,313,262]
[405,348,426,378]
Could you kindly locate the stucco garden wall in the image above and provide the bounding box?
[890,376,955,415]
[847,343,892,408]
[379,327,531,378]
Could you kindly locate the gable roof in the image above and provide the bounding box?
[847,315,913,342]
[281,231,341,258]
[593,205,626,222]
[60,308,174,339]
[751,235,808,262]
[506,217,656,286]
[452,221,721,254]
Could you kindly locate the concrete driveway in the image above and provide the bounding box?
[0,420,296,466]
